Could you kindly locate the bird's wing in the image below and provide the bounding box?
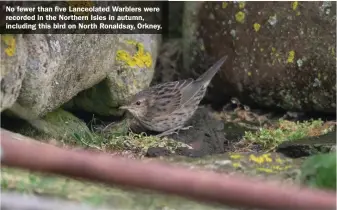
[146,79,194,118]
[178,79,204,107]
[179,55,227,107]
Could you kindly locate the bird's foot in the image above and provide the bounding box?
[179,126,193,131]
[156,129,179,138]
[155,126,193,138]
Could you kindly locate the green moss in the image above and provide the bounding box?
[243,119,335,150]
[14,110,188,155]
[23,109,109,149]
[102,131,190,154]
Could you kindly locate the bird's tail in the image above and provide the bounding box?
[195,55,228,85]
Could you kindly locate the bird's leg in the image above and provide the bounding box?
[155,126,182,138]
[179,125,193,131]
[155,125,193,138]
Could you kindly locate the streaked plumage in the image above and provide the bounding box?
[120,55,228,137]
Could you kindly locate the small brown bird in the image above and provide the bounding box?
[120,55,228,137]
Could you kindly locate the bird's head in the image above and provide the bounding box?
[119,92,151,119]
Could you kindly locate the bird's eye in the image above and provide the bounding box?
[136,101,141,105]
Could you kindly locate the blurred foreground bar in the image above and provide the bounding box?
[1,128,336,210]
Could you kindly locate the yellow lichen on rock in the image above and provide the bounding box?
[228,153,294,175]
[116,41,153,68]
[287,50,295,63]
[249,153,272,164]
[238,2,246,9]
[253,23,261,32]
[271,165,292,171]
[232,162,242,168]
[2,34,16,57]
[256,167,273,173]
[230,153,243,159]
[275,157,284,164]
[235,11,246,24]
[291,1,298,11]
[222,2,228,9]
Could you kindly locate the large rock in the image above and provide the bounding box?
[65,34,160,116]
[0,34,27,111]
[182,1,336,113]
[3,34,159,118]
[13,34,118,117]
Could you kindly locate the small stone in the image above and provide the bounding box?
[230,29,236,37]
[313,78,322,87]
[296,59,303,67]
[268,14,278,26]
[214,160,232,166]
